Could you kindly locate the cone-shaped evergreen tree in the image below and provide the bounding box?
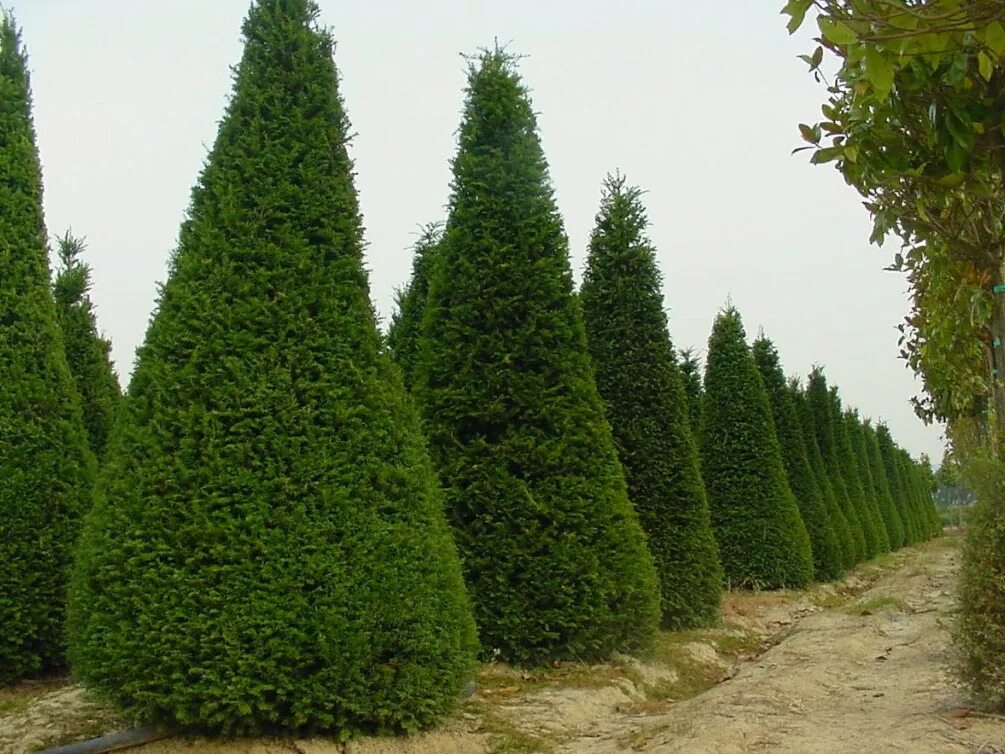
[905,453,940,539]
[753,336,842,581]
[787,380,852,571]
[52,233,122,458]
[806,369,865,564]
[917,455,942,537]
[789,379,853,569]
[829,390,882,559]
[877,423,920,544]
[68,2,476,734]
[0,13,96,684]
[896,449,926,543]
[387,223,441,390]
[679,347,703,431]
[414,51,659,663]
[846,409,890,555]
[580,175,722,629]
[863,421,905,550]
[698,307,813,588]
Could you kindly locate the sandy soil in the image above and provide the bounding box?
[2,536,1002,754]
[549,538,1005,754]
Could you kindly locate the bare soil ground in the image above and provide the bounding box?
[2,535,1002,754]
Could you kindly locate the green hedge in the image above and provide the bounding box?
[581,175,722,629]
[414,51,660,663]
[67,1,476,734]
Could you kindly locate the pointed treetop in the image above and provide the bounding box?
[53,232,92,307]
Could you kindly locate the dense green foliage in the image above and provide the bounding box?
[699,308,813,588]
[414,51,660,663]
[846,409,891,556]
[951,432,1005,709]
[580,175,722,629]
[52,233,122,458]
[789,379,853,569]
[956,467,1005,709]
[753,336,842,581]
[0,14,96,684]
[387,223,441,390]
[806,369,865,565]
[829,392,882,559]
[877,423,919,545]
[679,347,703,431]
[863,421,905,550]
[785,0,1005,427]
[67,1,477,734]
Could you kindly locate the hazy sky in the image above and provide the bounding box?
[17,0,946,461]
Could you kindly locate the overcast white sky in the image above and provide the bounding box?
[16,0,946,461]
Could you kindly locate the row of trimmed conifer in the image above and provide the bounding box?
[1,0,940,738]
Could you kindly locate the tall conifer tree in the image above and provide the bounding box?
[753,336,842,581]
[0,13,96,684]
[846,409,890,555]
[699,308,813,588]
[415,51,660,663]
[829,390,881,559]
[789,379,853,569]
[52,233,122,458]
[862,421,905,550]
[581,175,722,629]
[68,2,476,734]
[807,369,865,564]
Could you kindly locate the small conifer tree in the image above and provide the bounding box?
[68,1,476,734]
[0,13,96,683]
[581,174,722,629]
[414,51,660,663]
[679,347,703,431]
[753,336,842,581]
[52,233,122,458]
[699,307,813,588]
[387,223,441,390]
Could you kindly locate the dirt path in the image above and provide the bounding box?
[552,538,1004,754]
[4,538,1004,754]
